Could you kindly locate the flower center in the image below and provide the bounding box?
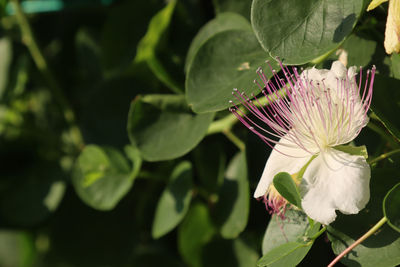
[229,60,376,157]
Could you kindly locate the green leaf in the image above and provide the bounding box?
[185,12,251,72]
[0,37,12,99]
[257,241,313,267]
[214,152,249,239]
[178,202,215,267]
[340,34,377,67]
[328,168,400,267]
[72,145,141,210]
[0,231,36,267]
[152,161,193,239]
[132,0,182,93]
[334,144,368,159]
[213,0,252,20]
[127,94,214,161]
[192,138,227,192]
[251,0,364,65]
[383,183,400,233]
[100,0,163,74]
[186,29,279,113]
[273,172,302,209]
[262,210,310,254]
[391,53,400,79]
[134,0,176,63]
[260,216,320,267]
[202,236,259,267]
[370,74,400,142]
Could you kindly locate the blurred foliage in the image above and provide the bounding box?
[0,0,400,266]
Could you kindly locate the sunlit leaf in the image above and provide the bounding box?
[251,0,364,64]
[72,145,141,210]
[186,29,279,113]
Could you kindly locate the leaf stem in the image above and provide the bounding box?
[368,149,400,164]
[222,129,245,151]
[367,120,400,148]
[207,112,238,135]
[11,0,84,150]
[310,226,326,240]
[327,217,388,267]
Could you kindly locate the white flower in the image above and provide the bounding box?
[367,0,400,54]
[230,61,376,225]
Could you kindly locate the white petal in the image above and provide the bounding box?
[384,0,400,54]
[253,137,311,198]
[330,61,347,78]
[301,148,370,225]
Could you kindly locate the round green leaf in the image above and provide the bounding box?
[214,152,249,239]
[178,202,215,267]
[261,210,321,266]
[258,242,312,267]
[185,12,252,72]
[251,0,364,65]
[383,183,400,233]
[186,29,278,113]
[72,145,141,211]
[213,0,252,20]
[370,74,400,142]
[262,210,310,254]
[328,168,400,267]
[152,161,193,239]
[127,94,215,161]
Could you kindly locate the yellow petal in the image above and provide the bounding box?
[384,0,400,54]
[367,0,388,11]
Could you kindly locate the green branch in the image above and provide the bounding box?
[368,148,400,165]
[223,129,245,151]
[11,0,84,150]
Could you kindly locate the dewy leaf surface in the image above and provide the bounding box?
[251,0,364,64]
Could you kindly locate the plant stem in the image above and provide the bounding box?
[368,149,400,164]
[222,129,245,151]
[310,226,326,240]
[327,217,388,267]
[11,0,84,150]
[207,112,238,135]
[367,120,400,148]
